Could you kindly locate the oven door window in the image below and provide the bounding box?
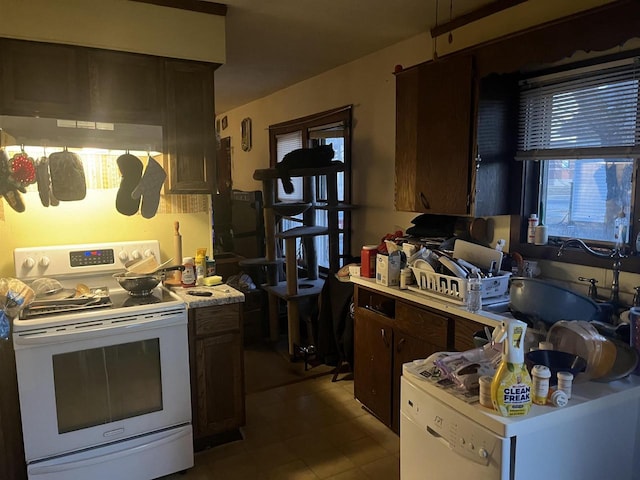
[52,338,162,434]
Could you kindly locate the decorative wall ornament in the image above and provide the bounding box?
[241,117,252,152]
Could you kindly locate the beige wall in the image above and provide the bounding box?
[0,190,212,278]
[219,0,640,301]
[0,0,225,63]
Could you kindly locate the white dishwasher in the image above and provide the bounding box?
[400,366,640,480]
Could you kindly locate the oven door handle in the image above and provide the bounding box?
[27,425,191,475]
[14,315,185,346]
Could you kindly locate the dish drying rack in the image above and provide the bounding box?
[408,267,511,305]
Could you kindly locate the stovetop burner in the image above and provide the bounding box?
[13,242,186,330]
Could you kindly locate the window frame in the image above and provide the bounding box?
[511,50,640,274]
[268,105,353,274]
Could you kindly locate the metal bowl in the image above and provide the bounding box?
[113,266,183,296]
[113,272,162,296]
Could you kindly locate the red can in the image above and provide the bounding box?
[360,245,378,278]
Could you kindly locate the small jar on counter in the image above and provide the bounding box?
[181,257,196,287]
[479,375,493,409]
[531,365,551,405]
[400,268,413,290]
[550,389,568,408]
[557,371,574,399]
[360,245,378,278]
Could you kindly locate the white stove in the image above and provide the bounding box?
[12,241,193,480]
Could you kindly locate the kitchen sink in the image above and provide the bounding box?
[482,301,511,314]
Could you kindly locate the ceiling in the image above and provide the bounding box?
[212,0,498,113]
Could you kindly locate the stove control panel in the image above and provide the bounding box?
[14,241,161,279]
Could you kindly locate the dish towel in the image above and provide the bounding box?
[116,153,143,216]
[132,157,166,219]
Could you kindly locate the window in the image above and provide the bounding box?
[518,58,640,247]
[269,106,352,272]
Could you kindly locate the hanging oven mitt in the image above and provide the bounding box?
[0,148,26,212]
[116,153,143,216]
[132,157,166,219]
[49,149,87,201]
[36,157,53,207]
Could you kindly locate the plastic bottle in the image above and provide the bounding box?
[181,257,196,287]
[531,365,551,405]
[466,268,482,313]
[400,268,412,290]
[527,214,538,244]
[195,248,207,285]
[360,245,378,278]
[557,371,574,399]
[614,207,629,248]
[491,319,533,417]
[550,389,568,408]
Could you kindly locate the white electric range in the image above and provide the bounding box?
[12,241,193,480]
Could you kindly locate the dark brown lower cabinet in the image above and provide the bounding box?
[188,303,245,450]
[354,285,450,434]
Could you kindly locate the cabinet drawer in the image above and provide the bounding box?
[356,287,395,319]
[193,304,240,336]
[395,302,449,348]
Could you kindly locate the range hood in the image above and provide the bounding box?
[0,115,163,153]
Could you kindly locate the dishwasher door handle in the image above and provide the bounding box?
[426,426,452,449]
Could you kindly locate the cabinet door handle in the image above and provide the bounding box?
[397,337,405,352]
[381,328,390,348]
[420,192,430,210]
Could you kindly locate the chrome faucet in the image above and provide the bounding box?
[557,238,625,307]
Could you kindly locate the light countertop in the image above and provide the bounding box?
[350,275,508,328]
[168,284,245,308]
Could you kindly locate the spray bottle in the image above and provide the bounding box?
[491,319,532,417]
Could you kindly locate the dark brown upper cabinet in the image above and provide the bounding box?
[88,50,163,125]
[164,60,217,194]
[395,54,476,215]
[0,39,90,118]
[0,38,218,194]
[395,1,640,218]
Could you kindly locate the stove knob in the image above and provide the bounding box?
[39,256,50,268]
[131,250,142,260]
[143,249,155,258]
[478,447,488,459]
[118,251,129,262]
[22,257,35,269]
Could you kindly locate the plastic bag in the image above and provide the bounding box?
[435,344,502,393]
[0,278,35,340]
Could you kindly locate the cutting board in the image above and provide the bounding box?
[453,239,503,272]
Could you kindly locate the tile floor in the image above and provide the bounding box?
[164,375,400,480]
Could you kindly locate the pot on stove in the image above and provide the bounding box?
[113,265,184,296]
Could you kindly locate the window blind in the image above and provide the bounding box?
[516,58,640,161]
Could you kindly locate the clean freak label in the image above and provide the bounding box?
[491,321,533,417]
[494,364,532,416]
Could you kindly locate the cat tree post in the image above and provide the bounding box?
[285,236,300,355]
[302,175,318,280]
[252,163,347,358]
